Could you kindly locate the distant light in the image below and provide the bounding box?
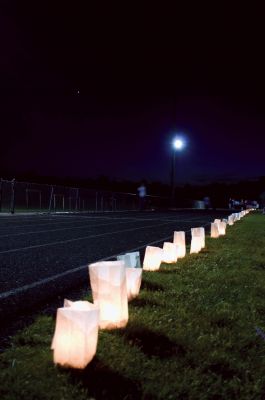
[173,138,184,150]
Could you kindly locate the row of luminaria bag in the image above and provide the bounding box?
[228,215,234,225]
[52,210,251,368]
[52,259,142,368]
[216,209,250,234]
[143,230,187,269]
[163,231,188,262]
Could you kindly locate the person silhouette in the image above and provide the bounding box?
[137,181,147,211]
[203,196,211,209]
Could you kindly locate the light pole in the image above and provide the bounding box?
[171,137,184,205]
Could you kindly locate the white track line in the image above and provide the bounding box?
[0,233,181,300]
[0,214,153,228]
[0,214,205,229]
[0,220,141,238]
[0,215,161,229]
[0,216,208,238]
[0,216,127,229]
[0,222,211,300]
[61,214,207,222]
[0,220,186,255]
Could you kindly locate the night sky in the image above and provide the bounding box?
[1,2,265,185]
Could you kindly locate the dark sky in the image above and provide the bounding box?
[1,2,265,184]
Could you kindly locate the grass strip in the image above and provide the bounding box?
[1,213,265,399]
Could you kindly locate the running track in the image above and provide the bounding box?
[0,209,229,346]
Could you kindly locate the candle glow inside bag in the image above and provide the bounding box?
[143,246,163,271]
[173,231,186,258]
[89,261,128,329]
[52,300,99,369]
[162,242,178,263]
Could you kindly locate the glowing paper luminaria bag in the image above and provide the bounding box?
[88,261,128,329]
[52,300,99,369]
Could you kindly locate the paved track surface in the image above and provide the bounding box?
[0,209,229,348]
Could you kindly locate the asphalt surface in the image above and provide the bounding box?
[0,209,230,349]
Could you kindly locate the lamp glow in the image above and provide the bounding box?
[173,138,184,150]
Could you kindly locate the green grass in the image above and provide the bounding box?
[1,213,265,399]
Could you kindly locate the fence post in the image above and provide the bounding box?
[75,188,79,211]
[111,193,114,212]
[0,178,3,212]
[26,184,29,209]
[10,178,16,214]
[48,186,54,213]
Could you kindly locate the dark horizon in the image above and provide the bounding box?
[0,3,265,185]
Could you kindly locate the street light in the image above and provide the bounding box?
[173,139,184,150]
[171,136,185,205]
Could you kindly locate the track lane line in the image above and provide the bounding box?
[0,220,141,238]
[0,212,213,230]
[0,222,211,300]
[0,220,186,254]
[0,216,209,238]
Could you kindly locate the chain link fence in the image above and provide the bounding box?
[0,179,169,214]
